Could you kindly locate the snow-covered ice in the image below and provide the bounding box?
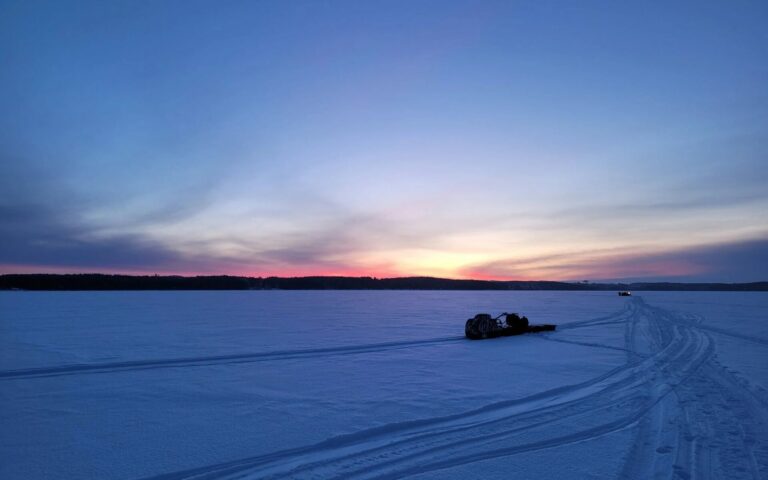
[1,291,766,479]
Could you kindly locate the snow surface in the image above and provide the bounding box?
[1,291,767,479]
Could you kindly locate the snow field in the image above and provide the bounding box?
[1,291,766,479]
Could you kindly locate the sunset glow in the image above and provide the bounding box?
[1,1,766,282]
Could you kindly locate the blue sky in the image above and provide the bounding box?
[1,0,766,281]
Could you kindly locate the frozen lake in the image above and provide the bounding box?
[1,291,767,479]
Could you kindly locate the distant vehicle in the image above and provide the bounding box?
[618,291,632,296]
[465,312,556,340]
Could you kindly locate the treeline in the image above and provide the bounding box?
[0,274,253,290]
[1,274,767,291]
[260,277,587,290]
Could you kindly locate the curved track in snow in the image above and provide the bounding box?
[142,297,768,480]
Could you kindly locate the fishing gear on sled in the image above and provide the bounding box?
[465,312,556,340]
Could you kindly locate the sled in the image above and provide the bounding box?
[465,312,556,340]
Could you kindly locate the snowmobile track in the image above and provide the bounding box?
[0,336,464,380]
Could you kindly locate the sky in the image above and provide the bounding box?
[1,0,766,282]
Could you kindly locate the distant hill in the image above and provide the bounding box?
[1,274,766,291]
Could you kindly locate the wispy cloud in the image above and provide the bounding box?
[0,202,183,272]
[0,159,212,274]
[461,237,768,282]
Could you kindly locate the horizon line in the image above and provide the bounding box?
[2,272,767,285]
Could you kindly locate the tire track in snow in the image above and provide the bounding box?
[620,303,768,480]
[535,335,637,354]
[535,301,640,354]
[556,302,636,331]
[142,298,723,480]
[689,324,768,347]
[0,336,464,380]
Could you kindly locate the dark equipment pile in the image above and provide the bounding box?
[465,312,556,340]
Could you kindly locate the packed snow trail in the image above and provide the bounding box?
[143,297,768,480]
[0,336,465,380]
